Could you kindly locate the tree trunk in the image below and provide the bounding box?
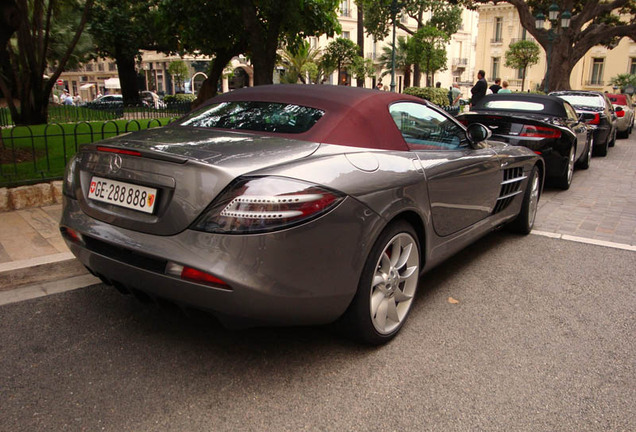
[239,0,281,86]
[192,49,236,109]
[115,49,141,105]
[544,42,573,92]
[413,64,421,87]
[521,67,526,92]
[251,47,277,86]
[404,66,411,89]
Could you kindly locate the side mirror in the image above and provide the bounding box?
[465,123,491,147]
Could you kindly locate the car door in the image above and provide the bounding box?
[563,101,588,160]
[389,102,502,237]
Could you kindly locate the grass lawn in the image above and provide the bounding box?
[1,118,172,187]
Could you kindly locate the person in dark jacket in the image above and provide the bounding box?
[489,78,502,94]
[471,70,487,107]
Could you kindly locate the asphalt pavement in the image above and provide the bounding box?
[1,232,634,431]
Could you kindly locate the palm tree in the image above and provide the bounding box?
[279,41,321,84]
[377,36,412,90]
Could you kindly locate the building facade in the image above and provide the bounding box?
[475,3,636,92]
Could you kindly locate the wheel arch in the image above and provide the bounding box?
[385,210,427,270]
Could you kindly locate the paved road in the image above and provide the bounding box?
[535,132,636,246]
[1,234,634,431]
[1,134,634,431]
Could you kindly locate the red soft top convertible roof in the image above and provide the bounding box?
[205,84,427,151]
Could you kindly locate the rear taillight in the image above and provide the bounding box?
[61,227,84,245]
[165,263,230,289]
[193,177,344,234]
[63,154,79,198]
[616,110,625,118]
[519,125,561,139]
[586,113,600,125]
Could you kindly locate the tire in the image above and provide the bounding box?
[508,166,540,235]
[555,146,575,190]
[340,220,420,345]
[617,128,629,139]
[576,136,592,170]
[608,130,616,147]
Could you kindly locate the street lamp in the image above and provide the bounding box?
[389,0,401,93]
[535,3,571,93]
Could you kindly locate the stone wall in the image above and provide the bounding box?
[0,181,64,212]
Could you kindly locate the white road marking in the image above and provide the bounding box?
[532,230,636,252]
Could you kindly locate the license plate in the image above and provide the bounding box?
[88,176,157,214]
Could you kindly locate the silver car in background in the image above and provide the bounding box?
[61,85,543,344]
[607,93,634,138]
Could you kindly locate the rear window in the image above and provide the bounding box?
[556,94,604,108]
[479,100,545,111]
[178,101,324,134]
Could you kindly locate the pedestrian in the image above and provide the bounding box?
[451,82,462,106]
[376,82,383,91]
[499,80,512,93]
[489,78,502,94]
[471,70,488,107]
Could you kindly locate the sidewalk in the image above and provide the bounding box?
[0,204,98,302]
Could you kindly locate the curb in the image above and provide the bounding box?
[0,181,64,213]
[0,254,90,292]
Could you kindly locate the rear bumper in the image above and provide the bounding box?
[61,196,381,327]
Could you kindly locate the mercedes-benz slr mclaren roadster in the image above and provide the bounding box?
[60,85,543,344]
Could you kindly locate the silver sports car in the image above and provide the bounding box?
[61,85,543,344]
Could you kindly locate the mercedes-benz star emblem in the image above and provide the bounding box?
[109,154,122,173]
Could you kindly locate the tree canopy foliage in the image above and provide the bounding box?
[88,0,162,105]
[505,40,540,91]
[0,0,94,125]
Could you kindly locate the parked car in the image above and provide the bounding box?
[141,91,166,109]
[607,93,634,138]
[60,85,543,344]
[91,94,123,104]
[457,93,591,190]
[550,90,617,157]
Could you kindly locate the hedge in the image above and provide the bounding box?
[403,87,451,107]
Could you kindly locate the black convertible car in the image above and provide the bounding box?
[550,90,617,156]
[458,93,592,190]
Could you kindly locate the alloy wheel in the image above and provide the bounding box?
[369,232,419,335]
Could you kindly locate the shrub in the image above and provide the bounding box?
[403,87,450,107]
[164,93,196,104]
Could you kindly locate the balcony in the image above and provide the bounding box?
[510,38,536,44]
[452,58,468,70]
[491,37,503,44]
[340,9,351,17]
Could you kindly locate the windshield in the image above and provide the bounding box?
[556,94,604,108]
[178,101,325,134]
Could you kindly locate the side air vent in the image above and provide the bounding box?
[493,167,526,214]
